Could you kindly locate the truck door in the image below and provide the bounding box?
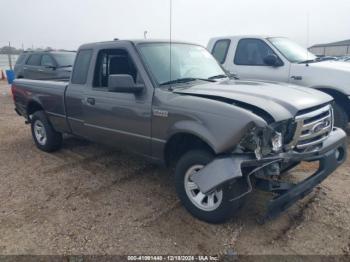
[82,45,152,156]
[65,49,93,138]
[225,38,290,82]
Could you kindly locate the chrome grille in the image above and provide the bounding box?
[290,104,333,151]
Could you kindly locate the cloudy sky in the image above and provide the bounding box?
[1,0,349,50]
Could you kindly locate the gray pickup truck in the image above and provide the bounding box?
[12,40,347,223]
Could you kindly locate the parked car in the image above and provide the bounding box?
[208,36,350,129]
[14,50,76,80]
[12,40,346,223]
[318,56,339,61]
[339,56,350,62]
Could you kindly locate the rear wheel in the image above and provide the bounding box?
[175,150,245,223]
[333,102,348,130]
[31,111,62,152]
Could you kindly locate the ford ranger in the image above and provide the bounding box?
[208,36,350,129]
[12,40,347,223]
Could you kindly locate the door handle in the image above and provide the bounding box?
[291,76,302,80]
[38,69,44,72]
[86,97,95,105]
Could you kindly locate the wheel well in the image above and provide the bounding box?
[27,101,43,116]
[317,88,350,117]
[164,133,215,167]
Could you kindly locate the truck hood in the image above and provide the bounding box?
[174,80,332,122]
[309,60,350,72]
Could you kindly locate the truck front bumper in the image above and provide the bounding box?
[191,128,347,220]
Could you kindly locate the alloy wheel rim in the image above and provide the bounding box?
[184,164,223,211]
[34,120,47,145]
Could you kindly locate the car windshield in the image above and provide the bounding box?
[53,52,76,67]
[137,43,226,85]
[268,37,317,63]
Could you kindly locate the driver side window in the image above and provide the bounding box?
[234,39,278,66]
[93,49,140,88]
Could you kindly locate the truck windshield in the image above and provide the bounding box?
[53,52,76,67]
[137,43,226,85]
[268,37,317,63]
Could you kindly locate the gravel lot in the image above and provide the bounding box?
[0,81,350,256]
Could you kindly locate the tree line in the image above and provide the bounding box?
[0,46,56,55]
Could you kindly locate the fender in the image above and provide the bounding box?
[166,117,260,154]
[312,85,348,99]
[26,98,44,117]
[313,86,350,113]
[166,120,219,153]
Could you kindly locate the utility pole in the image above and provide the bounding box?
[8,41,13,70]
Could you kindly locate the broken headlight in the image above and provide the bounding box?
[238,124,286,159]
[271,132,283,152]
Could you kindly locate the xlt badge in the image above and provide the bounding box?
[153,109,168,118]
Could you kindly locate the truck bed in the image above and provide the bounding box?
[13,79,70,133]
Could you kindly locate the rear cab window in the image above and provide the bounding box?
[26,54,42,66]
[211,39,231,64]
[71,50,92,84]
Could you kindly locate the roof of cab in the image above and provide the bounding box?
[208,35,277,41]
[78,39,202,49]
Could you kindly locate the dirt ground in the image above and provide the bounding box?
[0,81,350,256]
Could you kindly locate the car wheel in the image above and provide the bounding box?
[31,111,62,152]
[333,102,348,130]
[175,150,245,224]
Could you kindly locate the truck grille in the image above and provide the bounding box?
[290,104,333,151]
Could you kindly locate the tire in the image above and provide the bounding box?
[333,102,348,130]
[30,111,62,152]
[175,150,245,224]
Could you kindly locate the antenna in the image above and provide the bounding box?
[169,0,172,84]
[306,12,310,65]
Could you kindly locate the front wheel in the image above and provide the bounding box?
[175,150,245,224]
[333,102,348,130]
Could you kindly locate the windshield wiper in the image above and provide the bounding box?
[298,58,320,64]
[208,74,228,80]
[159,77,215,86]
[58,65,72,68]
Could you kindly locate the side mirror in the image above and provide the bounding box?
[263,54,282,67]
[223,68,239,79]
[108,74,144,93]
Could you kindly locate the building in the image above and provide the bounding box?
[308,39,350,57]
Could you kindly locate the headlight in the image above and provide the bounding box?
[238,126,285,159]
[271,132,283,152]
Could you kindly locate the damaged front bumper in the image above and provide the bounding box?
[191,128,347,220]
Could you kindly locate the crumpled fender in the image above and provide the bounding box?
[191,155,250,194]
[191,154,283,194]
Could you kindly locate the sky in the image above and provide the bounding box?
[1,0,349,50]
